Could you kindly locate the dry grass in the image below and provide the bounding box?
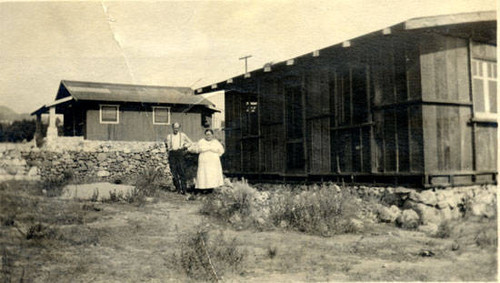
[0,179,496,282]
[171,229,246,281]
[201,181,364,236]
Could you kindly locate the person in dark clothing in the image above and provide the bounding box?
[165,122,192,194]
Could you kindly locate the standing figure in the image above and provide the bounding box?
[193,129,224,193]
[165,122,192,194]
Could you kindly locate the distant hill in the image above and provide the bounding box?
[0,106,33,123]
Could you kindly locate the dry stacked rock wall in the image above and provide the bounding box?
[0,141,173,187]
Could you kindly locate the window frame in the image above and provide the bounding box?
[99,104,120,124]
[152,106,171,125]
[471,58,497,121]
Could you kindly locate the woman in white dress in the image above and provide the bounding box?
[192,129,224,192]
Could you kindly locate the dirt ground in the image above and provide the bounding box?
[0,181,497,282]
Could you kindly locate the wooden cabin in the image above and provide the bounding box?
[32,80,219,142]
[195,11,497,187]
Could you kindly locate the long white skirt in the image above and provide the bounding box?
[195,151,224,189]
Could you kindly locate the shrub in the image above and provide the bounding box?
[41,170,74,197]
[475,226,497,248]
[269,184,362,236]
[134,167,165,197]
[26,223,57,240]
[173,229,246,281]
[200,180,257,223]
[435,221,453,238]
[267,246,278,259]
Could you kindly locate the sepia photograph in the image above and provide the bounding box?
[0,0,497,281]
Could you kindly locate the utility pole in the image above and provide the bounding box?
[239,55,252,74]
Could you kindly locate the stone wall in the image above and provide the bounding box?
[352,184,497,229]
[0,141,173,186]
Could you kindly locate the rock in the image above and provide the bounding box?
[229,214,242,224]
[378,205,399,223]
[394,187,412,194]
[410,202,441,225]
[350,219,364,231]
[97,170,110,177]
[396,209,419,229]
[474,192,495,205]
[27,166,39,177]
[417,223,439,235]
[97,153,107,162]
[5,167,17,175]
[469,202,496,218]
[410,190,437,206]
[256,217,266,226]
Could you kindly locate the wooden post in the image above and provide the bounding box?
[46,106,58,144]
[467,38,477,171]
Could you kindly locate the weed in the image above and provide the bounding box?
[270,185,362,236]
[26,223,57,240]
[2,213,16,227]
[107,189,123,203]
[41,169,74,197]
[1,248,12,283]
[90,189,99,202]
[475,226,497,248]
[267,246,278,259]
[200,181,256,223]
[82,204,101,212]
[174,229,246,281]
[134,167,165,197]
[435,221,453,238]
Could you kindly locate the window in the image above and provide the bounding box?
[472,59,497,120]
[241,94,258,136]
[153,107,170,125]
[100,105,119,124]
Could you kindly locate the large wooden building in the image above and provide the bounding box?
[33,80,219,142]
[196,11,497,187]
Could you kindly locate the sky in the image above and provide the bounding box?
[0,0,496,114]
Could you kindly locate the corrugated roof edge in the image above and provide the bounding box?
[195,10,496,95]
[60,80,193,92]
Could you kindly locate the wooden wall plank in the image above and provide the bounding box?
[434,37,448,100]
[422,105,438,172]
[456,39,470,102]
[446,37,458,101]
[476,125,498,171]
[460,107,473,171]
[420,35,436,101]
[450,106,462,170]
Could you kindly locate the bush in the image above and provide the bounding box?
[41,169,74,197]
[269,184,362,236]
[201,181,363,236]
[475,226,497,248]
[173,229,245,281]
[435,221,453,238]
[200,180,257,223]
[134,167,166,196]
[26,223,57,240]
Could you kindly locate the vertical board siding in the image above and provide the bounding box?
[409,105,424,172]
[475,126,497,171]
[306,69,331,174]
[86,105,203,142]
[420,34,484,174]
